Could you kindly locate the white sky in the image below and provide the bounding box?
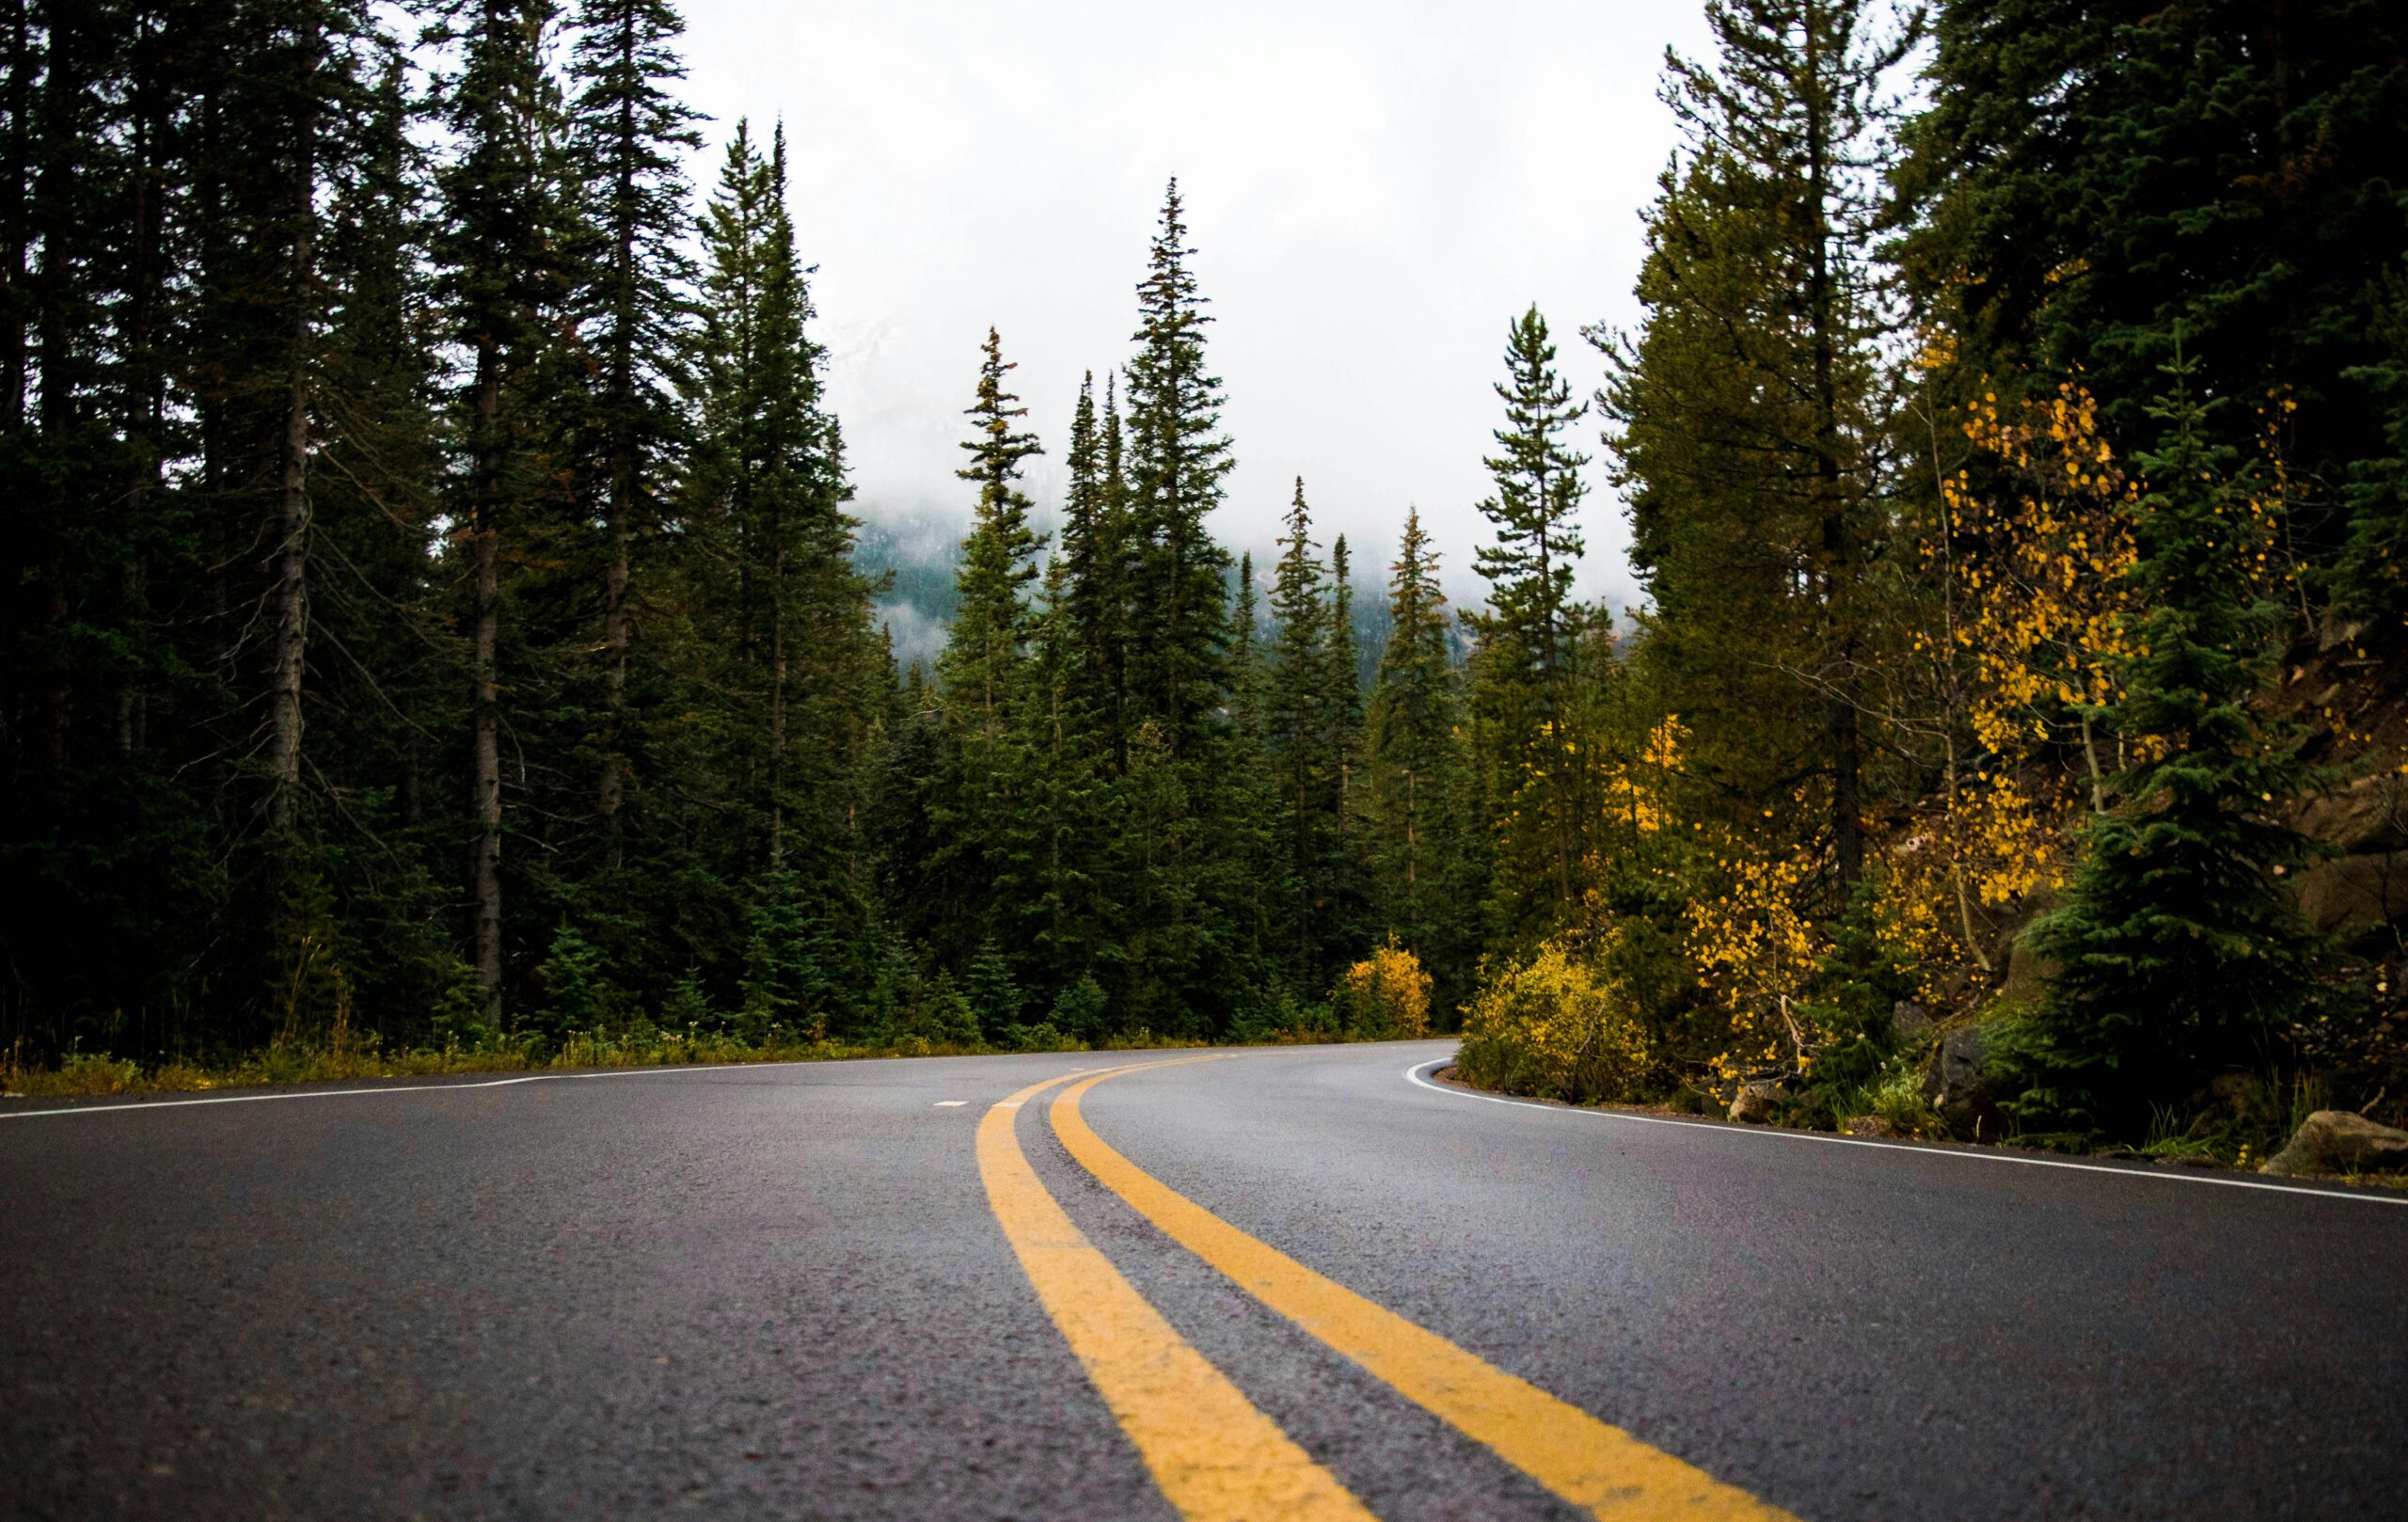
[677,0,1717,625]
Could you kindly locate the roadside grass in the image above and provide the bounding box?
[0,1023,1418,1100]
[1830,1062,1944,1138]
[2138,1102,2223,1163]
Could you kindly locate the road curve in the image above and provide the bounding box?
[3,1040,2402,1519]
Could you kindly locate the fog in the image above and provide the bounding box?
[679,0,1717,626]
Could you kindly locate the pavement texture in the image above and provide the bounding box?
[3,1040,2403,1520]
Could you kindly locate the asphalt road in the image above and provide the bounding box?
[3,1041,2403,1520]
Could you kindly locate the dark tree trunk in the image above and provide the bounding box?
[469,339,504,1024]
[266,17,319,831]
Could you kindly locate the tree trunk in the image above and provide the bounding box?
[470,341,504,1025]
[1802,8,1863,896]
[267,103,316,834]
[600,457,628,857]
[768,543,786,867]
[2080,709,2108,814]
[119,19,165,761]
[31,2,84,769]
[596,24,638,864]
[1,0,30,434]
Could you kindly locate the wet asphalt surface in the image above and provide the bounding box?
[3,1040,2403,1520]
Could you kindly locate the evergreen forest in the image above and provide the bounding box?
[6,0,2405,1152]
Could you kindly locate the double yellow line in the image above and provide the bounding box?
[977,1057,1798,1522]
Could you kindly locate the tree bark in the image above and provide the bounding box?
[31,0,85,769]
[118,13,166,760]
[469,339,504,1025]
[595,14,638,863]
[768,541,786,868]
[1,0,30,434]
[1802,5,1863,896]
[267,79,316,834]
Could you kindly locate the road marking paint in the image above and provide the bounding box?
[933,1100,969,1107]
[978,1062,1380,1522]
[1054,1067,1798,1522]
[1403,1057,2408,1207]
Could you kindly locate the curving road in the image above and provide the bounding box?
[3,1040,2403,1520]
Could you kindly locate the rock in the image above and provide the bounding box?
[1998,926,2060,1005]
[2317,616,2367,653]
[2291,775,2407,855]
[1922,1025,1988,1104]
[1921,1025,2004,1140]
[1983,889,2058,987]
[2261,1110,2408,1178]
[1728,1081,1787,1125]
[1846,1115,1901,1139]
[2294,851,2408,934]
[1890,999,1938,1044]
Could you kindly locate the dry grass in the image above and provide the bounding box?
[0,1023,1290,1100]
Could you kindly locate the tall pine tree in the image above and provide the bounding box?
[1467,305,1597,939]
[562,0,700,863]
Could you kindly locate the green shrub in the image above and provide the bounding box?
[1050,975,1110,1043]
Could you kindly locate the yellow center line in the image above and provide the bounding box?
[1051,1066,1800,1522]
[977,1060,1382,1522]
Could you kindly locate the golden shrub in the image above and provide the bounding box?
[1455,936,1650,1103]
[1336,938,1432,1039]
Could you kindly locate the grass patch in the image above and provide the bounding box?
[0,1023,1418,1100]
[1827,1060,1943,1138]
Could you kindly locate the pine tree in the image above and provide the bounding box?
[2004,361,2323,1136]
[685,119,881,1002]
[1467,305,1595,931]
[914,326,1049,968]
[303,48,463,1036]
[1011,553,1109,996]
[962,936,1023,1041]
[1601,0,1916,900]
[1094,372,1134,768]
[1264,478,1336,980]
[1120,179,1232,753]
[1229,549,1261,742]
[433,0,577,1023]
[940,325,1045,731]
[1320,532,1369,964]
[1059,371,1120,718]
[562,0,700,859]
[1365,509,1461,960]
[205,0,454,1043]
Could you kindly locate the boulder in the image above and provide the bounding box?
[2294,852,2408,934]
[2291,775,2407,855]
[1728,1081,1787,1125]
[1998,927,2060,1005]
[1890,999,1938,1044]
[1921,1025,2005,1140]
[2316,615,2367,653]
[2261,1110,2408,1178]
[1985,889,2059,995]
[1921,1025,1988,1105]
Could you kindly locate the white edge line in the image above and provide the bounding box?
[1403,1056,2408,1208]
[0,1057,841,1120]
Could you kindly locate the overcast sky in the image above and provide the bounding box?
[677,0,1716,633]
